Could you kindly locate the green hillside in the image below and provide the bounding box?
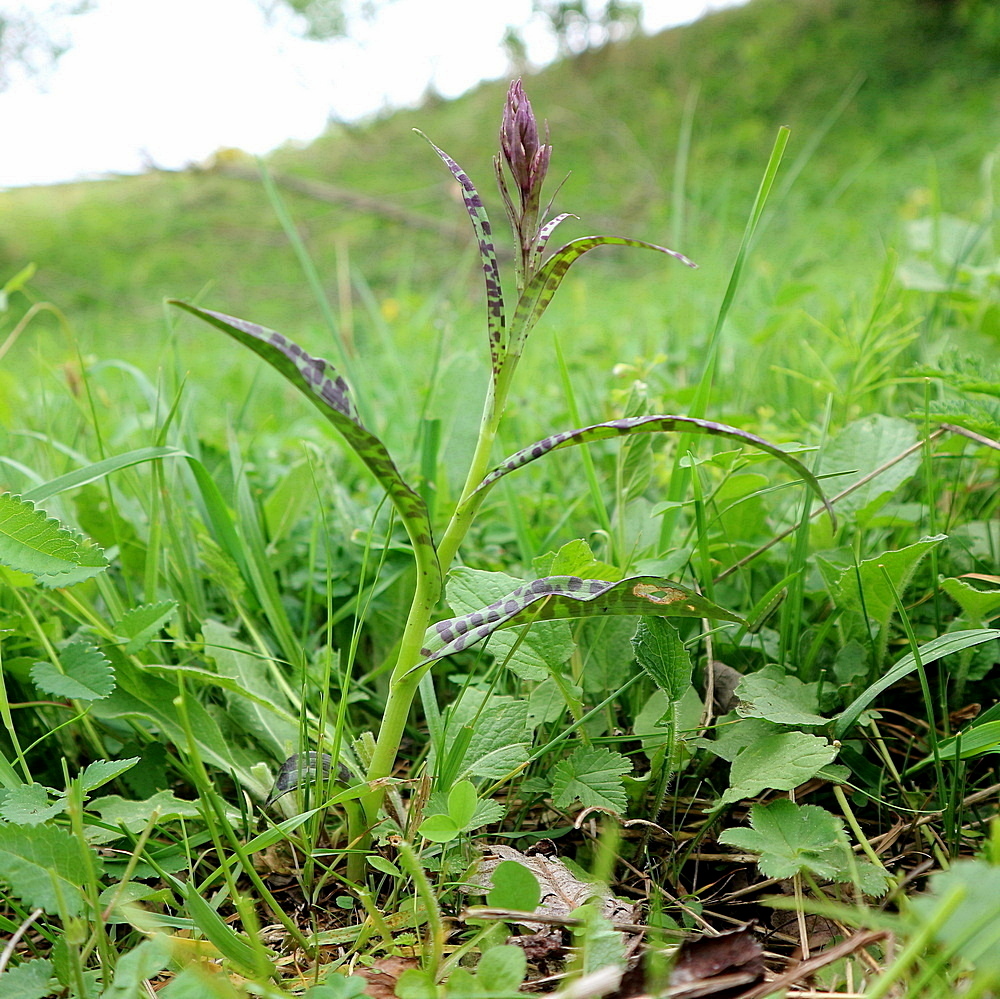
[2,0,998,382]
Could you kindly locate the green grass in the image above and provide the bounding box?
[0,0,999,995]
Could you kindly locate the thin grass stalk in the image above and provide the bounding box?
[659,126,790,551]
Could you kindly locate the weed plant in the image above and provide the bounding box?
[0,78,998,998]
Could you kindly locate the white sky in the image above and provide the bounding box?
[1,0,745,190]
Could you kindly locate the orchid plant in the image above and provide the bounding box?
[172,80,831,860]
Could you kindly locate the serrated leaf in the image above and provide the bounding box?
[717,732,838,809]
[89,790,204,831]
[550,746,631,813]
[472,414,834,527]
[30,640,115,701]
[0,493,108,586]
[114,600,177,654]
[735,665,828,726]
[0,822,99,915]
[0,783,65,825]
[419,574,741,668]
[835,534,947,627]
[0,958,54,999]
[818,415,920,518]
[632,617,693,701]
[169,303,438,585]
[719,799,845,879]
[78,757,139,794]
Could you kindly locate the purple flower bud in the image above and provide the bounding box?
[500,79,550,201]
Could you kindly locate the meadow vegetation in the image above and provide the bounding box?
[0,0,999,995]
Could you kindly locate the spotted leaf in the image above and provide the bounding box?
[170,303,438,577]
[416,574,743,668]
[509,235,696,359]
[417,131,506,379]
[472,414,835,528]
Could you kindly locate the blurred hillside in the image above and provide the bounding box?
[1,0,998,375]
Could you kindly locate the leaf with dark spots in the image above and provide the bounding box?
[416,574,743,668]
[509,235,696,358]
[472,414,835,528]
[169,302,439,577]
[668,927,765,999]
[531,212,578,271]
[416,131,507,378]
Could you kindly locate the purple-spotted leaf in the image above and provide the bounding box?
[417,574,742,667]
[509,235,696,357]
[472,414,835,527]
[417,131,506,378]
[170,303,438,577]
[532,212,578,272]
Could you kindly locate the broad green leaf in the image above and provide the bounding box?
[487,860,541,912]
[0,783,65,825]
[97,881,174,923]
[396,969,438,999]
[940,576,1000,623]
[472,415,834,527]
[203,619,298,761]
[445,567,574,681]
[693,717,781,762]
[417,132,506,380]
[550,746,631,813]
[448,779,478,829]
[719,799,844,879]
[419,574,742,667]
[509,236,695,361]
[716,732,838,809]
[169,303,438,584]
[0,822,99,915]
[89,790,205,832]
[533,538,622,581]
[367,855,401,878]
[159,964,244,998]
[418,813,461,843]
[90,657,266,798]
[99,934,174,997]
[114,600,177,654]
[818,415,920,519]
[632,617,693,701]
[22,446,188,505]
[834,629,1000,739]
[78,757,140,794]
[835,534,946,627]
[573,900,626,979]
[476,945,528,993]
[0,493,108,586]
[910,860,1000,978]
[304,977,369,999]
[433,690,530,781]
[0,958,54,999]
[30,640,115,701]
[735,665,827,727]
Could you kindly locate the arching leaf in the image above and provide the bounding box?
[417,574,743,667]
[472,414,835,526]
[169,303,438,579]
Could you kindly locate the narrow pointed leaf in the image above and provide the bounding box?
[532,212,578,271]
[417,131,506,376]
[23,446,188,504]
[473,414,835,526]
[170,303,438,575]
[510,235,696,356]
[418,574,743,666]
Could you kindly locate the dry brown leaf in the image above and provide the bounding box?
[471,843,636,928]
[356,955,420,999]
[668,926,764,999]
